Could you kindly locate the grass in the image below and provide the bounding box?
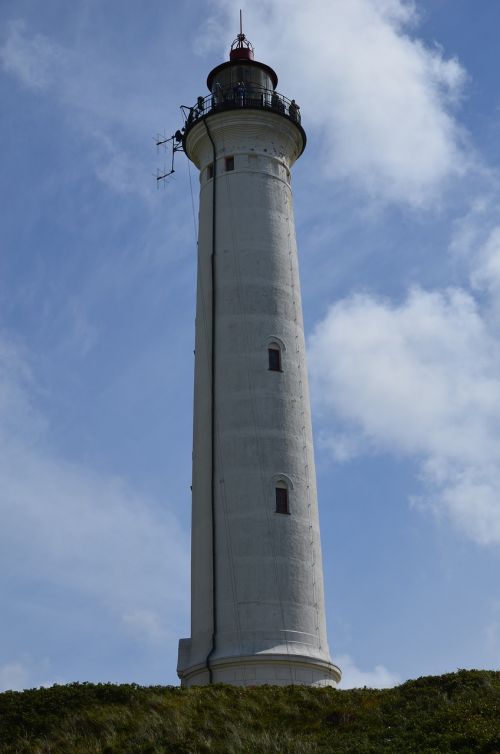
[0,670,499,753]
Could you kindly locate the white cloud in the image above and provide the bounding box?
[309,287,500,545]
[92,131,147,197]
[471,226,500,295]
[483,601,500,657]
[336,654,400,689]
[0,657,62,692]
[0,19,112,117]
[122,609,169,644]
[450,196,493,259]
[2,3,471,206]
[450,193,500,291]
[0,332,189,652]
[318,432,363,463]
[207,0,469,206]
[0,336,46,443]
[0,446,189,622]
[449,196,500,328]
[0,20,158,199]
[0,661,30,692]
[0,19,66,90]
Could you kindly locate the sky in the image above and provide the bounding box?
[1,0,500,692]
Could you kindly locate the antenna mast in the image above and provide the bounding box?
[154,130,184,186]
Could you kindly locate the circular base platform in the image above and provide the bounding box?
[179,653,341,687]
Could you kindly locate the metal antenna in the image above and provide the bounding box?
[154,129,184,185]
[240,9,243,36]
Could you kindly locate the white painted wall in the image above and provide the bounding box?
[178,108,340,686]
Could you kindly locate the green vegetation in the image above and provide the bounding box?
[0,670,499,753]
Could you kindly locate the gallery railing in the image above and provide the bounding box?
[182,84,302,134]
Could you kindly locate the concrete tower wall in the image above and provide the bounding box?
[178,109,340,687]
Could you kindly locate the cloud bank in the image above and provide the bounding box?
[0,662,31,693]
[309,286,500,546]
[2,2,471,206]
[336,654,400,689]
[207,0,469,206]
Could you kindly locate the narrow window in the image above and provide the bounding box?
[268,347,281,372]
[275,486,289,515]
[207,163,214,179]
[225,156,235,171]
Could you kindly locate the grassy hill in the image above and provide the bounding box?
[0,670,499,753]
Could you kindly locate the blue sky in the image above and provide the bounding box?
[1,0,500,691]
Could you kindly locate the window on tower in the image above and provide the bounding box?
[275,484,289,515]
[268,346,281,372]
[207,163,214,179]
[225,156,235,171]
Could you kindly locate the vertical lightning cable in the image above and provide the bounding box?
[203,118,217,684]
[187,158,198,240]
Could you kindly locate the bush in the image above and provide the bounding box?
[0,670,499,753]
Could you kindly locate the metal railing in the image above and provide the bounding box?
[182,84,302,132]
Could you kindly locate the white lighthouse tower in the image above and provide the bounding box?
[177,23,341,687]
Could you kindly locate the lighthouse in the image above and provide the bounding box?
[176,23,341,687]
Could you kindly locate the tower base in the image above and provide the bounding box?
[178,653,341,687]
